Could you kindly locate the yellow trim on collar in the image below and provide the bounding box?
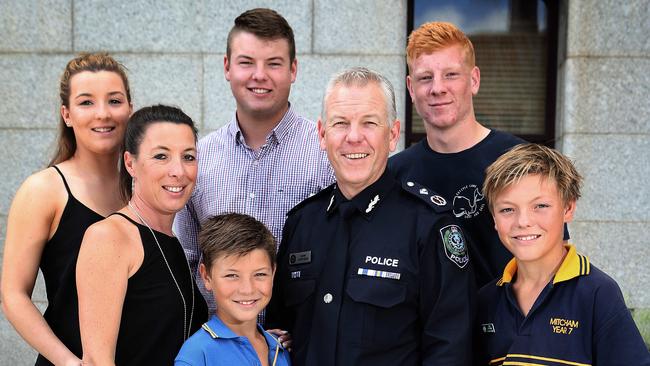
[496,244,590,287]
[202,323,218,339]
[553,244,590,284]
[497,258,518,286]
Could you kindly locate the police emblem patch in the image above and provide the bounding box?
[439,224,469,268]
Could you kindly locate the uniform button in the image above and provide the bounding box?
[323,293,333,303]
[407,181,414,187]
[249,192,255,199]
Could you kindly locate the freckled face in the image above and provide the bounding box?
[407,45,479,132]
[492,175,575,267]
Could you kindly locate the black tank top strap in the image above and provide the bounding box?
[52,165,72,195]
[110,212,141,227]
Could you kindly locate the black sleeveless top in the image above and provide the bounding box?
[110,213,208,366]
[36,166,103,365]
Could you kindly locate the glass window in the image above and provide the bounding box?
[407,0,558,145]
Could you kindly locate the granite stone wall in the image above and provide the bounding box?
[556,0,650,343]
[0,0,647,363]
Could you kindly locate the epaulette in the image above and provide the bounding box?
[400,180,452,213]
[287,183,337,216]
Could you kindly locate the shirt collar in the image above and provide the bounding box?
[326,169,396,220]
[201,315,287,352]
[497,244,590,286]
[227,103,296,147]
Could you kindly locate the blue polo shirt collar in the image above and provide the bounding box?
[201,315,286,352]
[497,244,590,286]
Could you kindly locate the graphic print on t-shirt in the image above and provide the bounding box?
[452,184,485,219]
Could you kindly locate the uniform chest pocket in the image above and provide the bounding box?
[345,276,407,308]
[283,279,316,307]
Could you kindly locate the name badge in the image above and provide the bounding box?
[289,251,311,265]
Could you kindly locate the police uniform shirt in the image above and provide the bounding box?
[476,245,650,366]
[267,170,475,366]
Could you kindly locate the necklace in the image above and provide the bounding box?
[127,201,195,340]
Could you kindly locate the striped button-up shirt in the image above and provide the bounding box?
[174,106,334,312]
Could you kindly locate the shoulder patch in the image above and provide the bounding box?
[400,180,451,213]
[440,224,470,268]
[287,183,336,216]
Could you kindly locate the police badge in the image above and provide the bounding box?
[439,224,469,268]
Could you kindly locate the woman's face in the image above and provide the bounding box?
[125,122,197,215]
[61,70,131,156]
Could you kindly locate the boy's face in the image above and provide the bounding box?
[492,174,576,267]
[200,248,275,326]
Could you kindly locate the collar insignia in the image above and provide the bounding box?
[365,194,380,213]
[430,195,447,206]
[419,188,429,195]
[326,194,335,212]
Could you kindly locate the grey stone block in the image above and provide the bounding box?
[561,58,650,134]
[0,0,72,52]
[117,54,204,129]
[291,55,407,149]
[0,55,72,129]
[202,0,312,54]
[568,0,650,57]
[314,0,407,55]
[0,309,38,365]
[75,0,205,52]
[74,0,311,53]
[0,130,57,215]
[562,134,650,222]
[570,221,650,308]
[203,55,238,131]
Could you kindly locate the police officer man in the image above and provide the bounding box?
[267,67,475,366]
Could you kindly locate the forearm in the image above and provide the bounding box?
[2,293,81,365]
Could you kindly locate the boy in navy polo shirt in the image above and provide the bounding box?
[477,143,649,365]
[175,213,291,366]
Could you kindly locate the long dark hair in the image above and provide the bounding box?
[119,105,198,202]
[49,53,132,166]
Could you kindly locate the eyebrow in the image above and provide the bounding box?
[74,91,126,100]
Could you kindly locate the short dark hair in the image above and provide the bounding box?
[226,8,296,62]
[119,105,198,201]
[199,213,276,271]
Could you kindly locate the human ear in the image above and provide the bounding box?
[199,263,212,292]
[563,200,577,223]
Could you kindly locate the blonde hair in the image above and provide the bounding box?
[406,21,475,71]
[483,143,583,212]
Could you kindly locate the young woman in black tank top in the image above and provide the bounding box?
[1,53,132,366]
[76,105,208,365]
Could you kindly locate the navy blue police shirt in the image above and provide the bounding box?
[476,245,650,366]
[266,170,475,366]
[389,130,524,288]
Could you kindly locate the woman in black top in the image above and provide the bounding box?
[76,105,208,365]
[0,53,132,366]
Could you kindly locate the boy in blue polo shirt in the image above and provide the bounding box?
[175,213,290,366]
[477,143,649,365]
